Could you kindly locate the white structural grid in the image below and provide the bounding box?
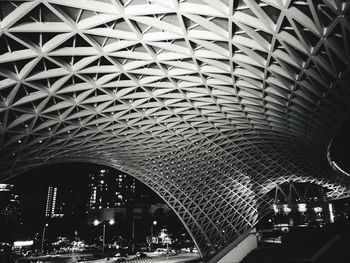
[1,0,350,260]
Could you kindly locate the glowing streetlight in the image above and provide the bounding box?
[41,223,49,255]
[94,219,115,254]
[149,220,158,252]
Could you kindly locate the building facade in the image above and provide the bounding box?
[45,186,74,218]
[0,184,22,241]
[88,169,136,210]
[87,169,136,226]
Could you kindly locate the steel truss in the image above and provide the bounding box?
[1,0,350,260]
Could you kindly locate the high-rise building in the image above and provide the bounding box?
[88,169,136,210]
[45,186,73,218]
[0,184,21,219]
[0,184,22,241]
[87,169,136,225]
[45,187,57,217]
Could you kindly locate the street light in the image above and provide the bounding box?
[149,220,157,252]
[94,219,115,254]
[41,223,49,255]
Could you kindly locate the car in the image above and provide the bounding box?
[77,258,90,262]
[136,252,148,258]
[112,256,126,262]
[113,258,126,262]
[154,248,167,255]
[192,247,199,253]
[112,253,129,262]
[181,247,191,253]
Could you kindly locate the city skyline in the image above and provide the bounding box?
[8,162,163,208]
[3,163,189,244]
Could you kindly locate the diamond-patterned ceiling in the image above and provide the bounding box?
[1,0,350,261]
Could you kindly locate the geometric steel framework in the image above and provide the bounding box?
[272,182,328,204]
[1,0,350,261]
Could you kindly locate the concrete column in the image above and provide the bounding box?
[216,229,257,263]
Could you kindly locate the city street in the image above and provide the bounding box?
[18,253,201,263]
[147,254,201,263]
[94,254,201,263]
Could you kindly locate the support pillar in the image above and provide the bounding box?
[208,228,257,263]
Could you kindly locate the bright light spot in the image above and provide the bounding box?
[93,219,100,226]
[298,203,307,212]
[273,205,278,213]
[13,240,34,247]
[282,205,291,213]
[314,207,323,213]
[109,219,115,225]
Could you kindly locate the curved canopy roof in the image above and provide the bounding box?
[1,0,350,260]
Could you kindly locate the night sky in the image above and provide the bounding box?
[9,163,94,195]
[6,162,164,239]
[8,162,161,201]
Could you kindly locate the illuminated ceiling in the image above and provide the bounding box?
[1,0,350,260]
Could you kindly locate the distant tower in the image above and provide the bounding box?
[0,184,22,240]
[45,186,72,218]
[0,184,21,219]
[87,169,136,225]
[88,169,136,210]
[45,186,55,217]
